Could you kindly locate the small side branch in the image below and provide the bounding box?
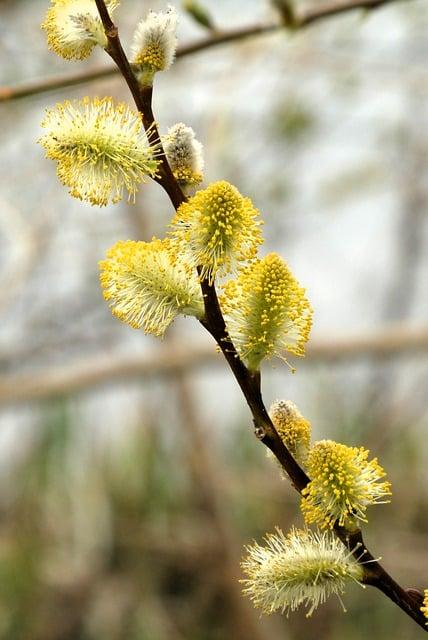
[302,0,408,26]
[0,0,412,103]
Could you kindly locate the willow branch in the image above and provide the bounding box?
[90,0,427,630]
[0,0,413,104]
[302,0,408,24]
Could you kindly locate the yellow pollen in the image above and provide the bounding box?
[301,440,391,529]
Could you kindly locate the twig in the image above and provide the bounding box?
[302,0,408,24]
[0,0,412,103]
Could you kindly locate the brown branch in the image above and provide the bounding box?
[307,324,428,360]
[334,526,426,626]
[15,0,428,605]
[302,0,409,24]
[0,0,412,103]
[198,277,310,491]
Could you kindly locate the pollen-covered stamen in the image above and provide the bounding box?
[39,97,160,207]
[131,6,178,85]
[99,238,205,336]
[41,0,119,60]
[269,399,311,467]
[301,440,392,530]
[241,527,364,617]
[170,181,263,284]
[421,590,428,625]
[220,253,312,371]
[162,123,204,188]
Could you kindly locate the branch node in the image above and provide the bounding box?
[406,589,424,607]
[254,426,265,440]
[106,26,118,39]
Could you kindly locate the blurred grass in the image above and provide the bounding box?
[0,390,425,640]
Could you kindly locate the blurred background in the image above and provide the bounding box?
[1,0,428,638]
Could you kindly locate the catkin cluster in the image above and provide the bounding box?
[39,0,402,625]
[40,3,313,367]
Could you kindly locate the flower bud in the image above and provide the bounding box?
[162,123,204,189]
[131,6,178,85]
[269,399,311,466]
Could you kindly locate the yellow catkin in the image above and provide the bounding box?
[39,97,159,206]
[99,238,204,336]
[421,590,428,625]
[170,181,263,284]
[221,253,312,371]
[269,399,311,466]
[241,527,364,617]
[301,439,391,529]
